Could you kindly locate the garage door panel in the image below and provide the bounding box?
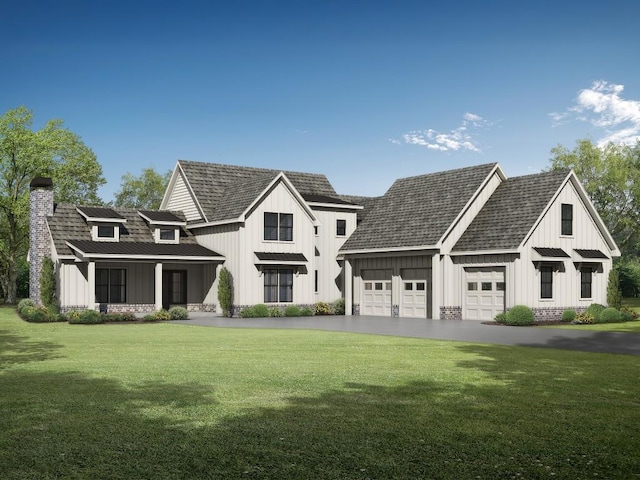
[361,272,392,316]
[464,267,505,320]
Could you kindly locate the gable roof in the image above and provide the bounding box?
[175,161,337,223]
[452,169,569,252]
[340,163,498,252]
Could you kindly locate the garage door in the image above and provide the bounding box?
[464,267,505,320]
[362,270,392,316]
[401,268,431,318]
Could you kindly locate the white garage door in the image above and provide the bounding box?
[464,267,505,321]
[362,270,392,316]
[401,268,431,318]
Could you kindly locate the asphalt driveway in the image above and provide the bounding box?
[173,314,640,356]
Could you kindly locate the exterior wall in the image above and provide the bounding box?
[440,171,503,252]
[164,171,202,223]
[58,261,89,310]
[29,182,54,305]
[518,180,613,315]
[312,206,358,303]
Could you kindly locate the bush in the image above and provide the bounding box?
[573,312,595,324]
[585,303,606,322]
[561,310,576,323]
[218,267,233,317]
[333,298,346,315]
[17,298,36,314]
[284,305,302,317]
[300,307,313,316]
[607,269,622,310]
[40,257,56,308]
[239,306,255,318]
[169,306,189,320]
[21,306,49,323]
[153,309,171,321]
[67,310,82,322]
[598,307,622,324]
[314,302,332,316]
[269,306,283,317]
[69,310,103,325]
[620,306,638,321]
[494,312,507,324]
[252,304,270,318]
[505,305,534,326]
[142,314,157,322]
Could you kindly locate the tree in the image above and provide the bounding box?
[40,257,56,308]
[113,167,171,210]
[0,106,104,303]
[607,269,622,309]
[217,267,233,317]
[549,139,640,254]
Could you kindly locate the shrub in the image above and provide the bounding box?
[573,312,595,324]
[621,306,638,321]
[333,298,346,315]
[142,314,157,322]
[67,310,82,322]
[40,257,56,308]
[585,303,606,322]
[505,305,534,326]
[607,269,622,310]
[153,309,171,321]
[22,306,50,323]
[104,312,137,322]
[314,302,332,316]
[300,307,313,316]
[218,267,233,317]
[69,310,103,325]
[239,306,255,318]
[494,312,507,324]
[252,304,270,318]
[17,298,35,314]
[284,305,302,317]
[268,307,283,317]
[169,306,189,320]
[561,310,576,323]
[598,307,622,324]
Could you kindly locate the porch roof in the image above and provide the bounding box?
[66,240,224,261]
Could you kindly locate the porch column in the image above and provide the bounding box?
[155,262,163,311]
[87,261,96,310]
[431,253,441,319]
[344,259,353,316]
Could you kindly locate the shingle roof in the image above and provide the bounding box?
[338,194,381,223]
[67,240,222,258]
[77,206,125,220]
[340,163,498,251]
[48,204,199,257]
[302,194,357,206]
[178,161,337,222]
[453,169,569,252]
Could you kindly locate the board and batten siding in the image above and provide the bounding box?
[164,172,202,223]
[517,179,612,308]
[58,261,89,308]
[440,171,503,252]
[312,207,358,303]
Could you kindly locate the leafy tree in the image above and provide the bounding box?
[217,267,233,317]
[0,106,104,304]
[40,257,56,308]
[615,259,640,298]
[113,167,171,210]
[606,269,622,309]
[549,139,640,254]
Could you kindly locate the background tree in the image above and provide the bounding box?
[606,269,622,309]
[0,106,104,303]
[548,139,640,255]
[112,167,171,210]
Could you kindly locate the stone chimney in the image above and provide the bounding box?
[29,177,54,305]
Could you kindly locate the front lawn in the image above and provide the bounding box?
[1,306,639,479]
[543,320,640,332]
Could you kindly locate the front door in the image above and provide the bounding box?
[162,270,187,310]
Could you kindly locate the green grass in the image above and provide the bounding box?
[1,306,639,479]
[543,320,640,332]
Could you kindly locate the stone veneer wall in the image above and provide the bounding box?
[106,304,155,314]
[391,305,399,317]
[29,178,54,306]
[187,303,217,313]
[353,303,360,315]
[440,306,462,320]
[530,306,587,322]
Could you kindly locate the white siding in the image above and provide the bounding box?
[165,172,202,223]
[58,261,89,308]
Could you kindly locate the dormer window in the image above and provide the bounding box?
[97,225,115,238]
[159,229,176,241]
[77,207,126,242]
[138,210,186,244]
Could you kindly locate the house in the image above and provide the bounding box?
[29,160,619,321]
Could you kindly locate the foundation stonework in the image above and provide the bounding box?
[440,306,462,320]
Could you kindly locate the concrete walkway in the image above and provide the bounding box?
[173,314,640,356]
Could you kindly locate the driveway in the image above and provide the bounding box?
[173,314,640,356]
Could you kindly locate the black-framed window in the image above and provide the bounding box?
[159,228,175,241]
[540,266,553,299]
[96,268,126,303]
[581,268,592,299]
[336,219,346,236]
[264,212,293,241]
[314,269,318,293]
[561,204,573,236]
[97,225,115,238]
[264,269,293,303]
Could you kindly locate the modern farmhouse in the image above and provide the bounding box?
[29,160,619,321]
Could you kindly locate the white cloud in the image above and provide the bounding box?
[550,81,640,146]
[394,113,489,152]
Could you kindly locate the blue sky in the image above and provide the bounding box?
[3,0,640,202]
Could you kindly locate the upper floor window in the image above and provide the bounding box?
[97,225,115,239]
[561,204,573,236]
[540,265,553,299]
[336,219,346,236]
[264,212,293,241]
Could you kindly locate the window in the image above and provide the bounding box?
[314,226,318,236]
[482,282,492,291]
[416,282,425,291]
[561,204,573,236]
[96,268,126,303]
[159,229,175,241]
[404,283,413,291]
[264,269,293,303]
[336,219,346,236]
[264,212,293,241]
[496,282,506,291]
[468,282,478,291]
[581,268,592,299]
[541,266,553,299]
[314,270,318,293]
[97,225,115,238]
